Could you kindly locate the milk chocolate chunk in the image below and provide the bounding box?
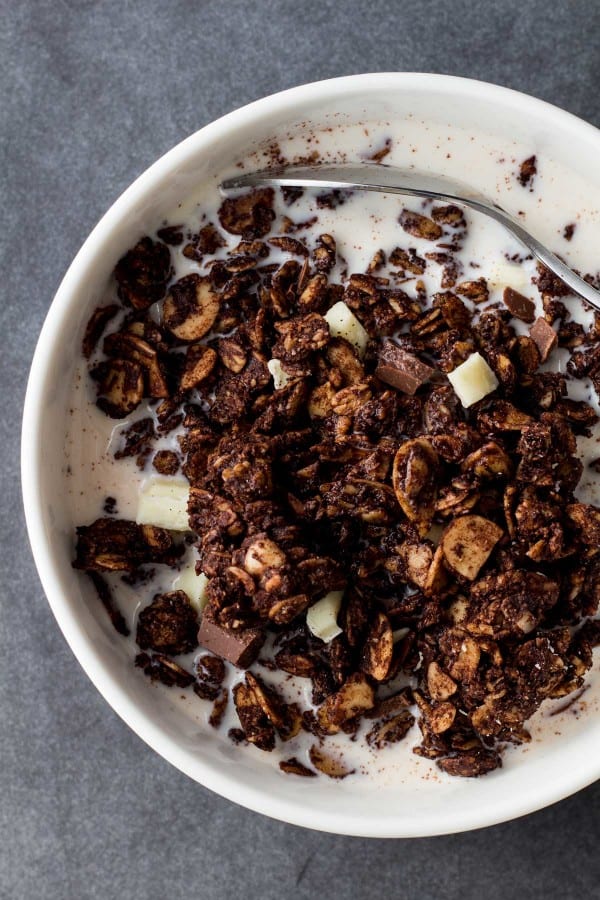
[376,341,435,395]
[503,287,536,323]
[198,605,265,668]
[529,316,558,362]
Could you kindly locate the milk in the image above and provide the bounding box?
[65,117,600,782]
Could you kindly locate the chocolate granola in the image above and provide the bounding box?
[74,185,600,780]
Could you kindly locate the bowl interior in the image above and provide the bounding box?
[23,73,600,836]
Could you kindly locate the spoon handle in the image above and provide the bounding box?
[220,164,600,312]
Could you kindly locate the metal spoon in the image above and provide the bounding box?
[220,163,600,312]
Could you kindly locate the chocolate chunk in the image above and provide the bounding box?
[529,316,558,362]
[198,605,265,668]
[375,340,434,395]
[503,287,535,323]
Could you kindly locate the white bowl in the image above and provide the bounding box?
[22,73,600,837]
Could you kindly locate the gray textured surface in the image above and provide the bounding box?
[2,1,600,897]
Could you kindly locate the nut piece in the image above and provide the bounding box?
[243,536,286,576]
[441,514,503,580]
[316,672,375,734]
[392,438,439,537]
[447,352,499,408]
[232,680,275,751]
[399,208,443,241]
[438,749,501,778]
[427,661,457,701]
[163,274,220,341]
[93,358,145,419]
[324,301,368,356]
[306,591,344,643]
[309,745,354,779]
[279,758,317,777]
[366,710,415,749]
[180,345,217,392]
[361,611,394,681]
[103,331,169,399]
[529,316,558,362]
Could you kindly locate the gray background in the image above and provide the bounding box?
[2,1,599,897]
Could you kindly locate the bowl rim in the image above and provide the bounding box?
[22,72,600,837]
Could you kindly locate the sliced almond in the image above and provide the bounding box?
[104,331,169,398]
[94,358,144,418]
[180,345,217,392]
[441,514,503,580]
[361,611,393,681]
[461,442,512,479]
[308,381,336,418]
[430,701,457,734]
[427,661,457,701]
[309,745,354,779]
[392,438,439,537]
[449,635,481,682]
[163,274,220,341]
[316,672,375,734]
[243,537,286,576]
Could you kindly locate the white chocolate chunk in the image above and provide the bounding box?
[306,590,343,643]
[267,358,289,390]
[136,478,190,532]
[173,567,209,615]
[447,352,499,408]
[487,261,530,293]
[324,301,368,356]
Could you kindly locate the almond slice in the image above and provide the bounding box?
[441,514,503,580]
[309,745,354,779]
[163,273,220,341]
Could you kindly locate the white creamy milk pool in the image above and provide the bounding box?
[65,117,600,783]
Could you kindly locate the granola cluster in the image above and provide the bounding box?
[74,183,600,779]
